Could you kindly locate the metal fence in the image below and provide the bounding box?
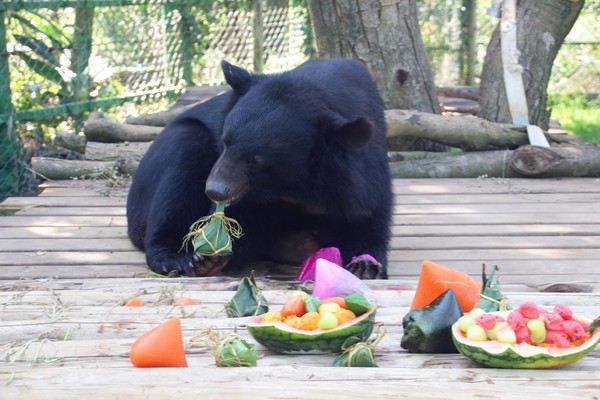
[0,0,308,199]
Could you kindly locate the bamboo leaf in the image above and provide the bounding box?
[13,34,60,67]
[224,272,269,318]
[12,12,71,48]
[16,51,66,85]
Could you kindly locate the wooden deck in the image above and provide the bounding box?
[1,177,600,399]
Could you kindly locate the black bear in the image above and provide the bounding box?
[127,58,393,279]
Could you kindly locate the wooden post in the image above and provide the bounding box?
[253,0,265,73]
[178,4,195,87]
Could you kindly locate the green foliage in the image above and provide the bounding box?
[548,93,600,143]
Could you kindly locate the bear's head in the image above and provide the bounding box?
[205,61,376,209]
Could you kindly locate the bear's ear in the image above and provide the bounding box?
[221,61,253,95]
[327,117,373,151]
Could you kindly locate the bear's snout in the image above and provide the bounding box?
[206,154,248,204]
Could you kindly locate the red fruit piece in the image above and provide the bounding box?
[545,330,571,349]
[518,302,541,319]
[562,320,586,341]
[507,310,526,330]
[476,314,499,330]
[554,304,573,320]
[543,313,565,331]
[515,326,530,344]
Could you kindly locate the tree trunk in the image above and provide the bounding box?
[478,0,584,130]
[307,0,439,112]
[307,0,444,151]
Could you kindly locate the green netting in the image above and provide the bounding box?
[0,0,309,198]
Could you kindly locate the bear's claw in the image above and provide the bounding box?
[191,254,231,277]
[346,258,387,280]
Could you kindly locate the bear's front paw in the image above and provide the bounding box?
[346,257,387,280]
[191,254,231,277]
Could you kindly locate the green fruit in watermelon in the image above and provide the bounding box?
[452,311,600,368]
[246,302,377,354]
[345,292,371,316]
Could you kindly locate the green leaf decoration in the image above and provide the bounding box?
[224,272,269,318]
[192,326,257,367]
[182,202,243,257]
[217,335,257,367]
[475,264,511,312]
[332,329,385,367]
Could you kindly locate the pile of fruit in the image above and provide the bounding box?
[457,302,592,348]
[259,292,372,331]
[452,301,599,369]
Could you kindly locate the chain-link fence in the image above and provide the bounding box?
[0,0,308,200]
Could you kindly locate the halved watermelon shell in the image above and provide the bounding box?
[452,311,600,368]
[246,302,377,354]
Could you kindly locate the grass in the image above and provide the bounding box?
[548,94,600,143]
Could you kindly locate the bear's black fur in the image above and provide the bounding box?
[127,59,393,278]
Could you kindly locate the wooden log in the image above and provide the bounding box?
[85,141,151,161]
[83,119,162,143]
[124,101,199,127]
[389,150,520,178]
[436,86,480,101]
[385,109,549,150]
[54,131,87,153]
[510,143,600,177]
[31,157,116,180]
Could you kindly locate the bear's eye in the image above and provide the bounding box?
[247,155,264,172]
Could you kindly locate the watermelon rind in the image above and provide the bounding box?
[452,311,600,369]
[246,303,377,354]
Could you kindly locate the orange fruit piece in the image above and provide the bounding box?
[261,311,283,323]
[334,308,357,325]
[298,312,321,330]
[411,260,482,312]
[174,297,196,306]
[284,315,302,329]
[125,297,144,307]
[281,294,306,318]
[130,318,188,368]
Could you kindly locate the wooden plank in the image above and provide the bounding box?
[392,177,600,194]
[0,251,146,265]
[393,213,600,224]
[390,235,600,250]
[2,235,597,253]
[388,248,600,261]
[395,203,600,214]
[394,192,600,204]
[392,223,600,236]
[1,196,125,208]
[0,226,127,239]
[0,216,128,227]
[15,207,126,216]
[0,265,149,279]
[3,212,600,227]
[0,238,138,251]
[4,368,600,400]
